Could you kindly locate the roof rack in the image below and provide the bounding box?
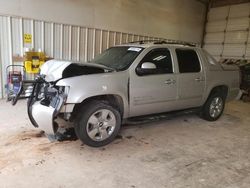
[129,40,161,44]
[129,39,196,47]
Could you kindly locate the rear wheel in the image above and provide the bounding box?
[201,92,225,121]
[75,101,121,147]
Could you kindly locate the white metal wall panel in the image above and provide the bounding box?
[205,20,227,33]
[95,29,101,57]
[0,14,156,98]
[204,32,224,44]
[79,28,87,62]
[0,46,2,98]
[134,35,140,41]
[222,44,245,57]
[71,26,79,62]
[203,2,250,60]
[245,45,250,58]
[87,28,94,61]
[203,44,223,56]
[102,30,108,52]
[139,36,144,41]
[224,31,248,44]
[11,18,22,56]
[62,25,70,60]
[54,23,62,59]
[0,16,11,98]
[128,34,133,43]
[34,20,43,52]
[121,33,127,44]
[226,17,249,31]
[23,19,33,49]
[109,32,115,47]
[115,32,121,45]
[247,34,250,43]
[207,6,229,21]
[228,3,250,18]
[44,22,53,58]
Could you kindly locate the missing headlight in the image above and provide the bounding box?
[58,86,70,96]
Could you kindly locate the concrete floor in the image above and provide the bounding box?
[0,100,250,188]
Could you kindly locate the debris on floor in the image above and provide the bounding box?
[52,128,78,142]
[1,100,250,188]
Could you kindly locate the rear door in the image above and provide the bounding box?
[129,47,178,117]
[175,48,205,108]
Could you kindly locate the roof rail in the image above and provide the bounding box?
[154,40,196,47]
[129,39,196,47]
[129,40,161,44]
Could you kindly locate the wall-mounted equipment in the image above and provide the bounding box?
[24,51,46,74]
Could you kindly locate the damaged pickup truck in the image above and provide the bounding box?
[12,41,240,147]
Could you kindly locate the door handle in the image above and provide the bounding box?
[195,77,204,82]
[164,79,176,85]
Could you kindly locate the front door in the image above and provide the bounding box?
[129,48,178,117]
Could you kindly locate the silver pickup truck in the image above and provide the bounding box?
[14,41,240,147]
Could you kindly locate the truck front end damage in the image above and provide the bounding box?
[20,77,69,138]
[10,60,111,140]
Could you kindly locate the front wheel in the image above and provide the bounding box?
[201,92,225,121]
[75,101,121,147]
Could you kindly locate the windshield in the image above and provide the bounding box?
[90,46,144,71]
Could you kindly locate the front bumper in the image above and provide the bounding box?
[31,102,57,135]
[11,76,70,137]
[30,94,65,135]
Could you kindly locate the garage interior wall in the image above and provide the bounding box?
[203,2,250,60]
[0,0,206,98]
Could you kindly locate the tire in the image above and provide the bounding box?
[201,92,225,121]
[75,101,121,147]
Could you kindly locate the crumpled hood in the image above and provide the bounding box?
[40,60,108,82]
[40,60,72,82]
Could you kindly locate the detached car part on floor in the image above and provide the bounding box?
[12,40,240,147]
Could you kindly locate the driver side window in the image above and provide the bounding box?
[137,48,173,76]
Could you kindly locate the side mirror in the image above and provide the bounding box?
[141,62,156,69]
[136,62,157,76]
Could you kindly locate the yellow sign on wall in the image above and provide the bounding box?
[24,34,32,43]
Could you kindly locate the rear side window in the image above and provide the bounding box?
[176,49,201,73]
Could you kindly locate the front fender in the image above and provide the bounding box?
[56,72,130,117]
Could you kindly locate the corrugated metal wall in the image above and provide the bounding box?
[203,3,250,60]
[0,15,162,99]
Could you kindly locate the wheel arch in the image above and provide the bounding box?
[71,94,125,120]
[201,85,228,121]
[205,85,229,104]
